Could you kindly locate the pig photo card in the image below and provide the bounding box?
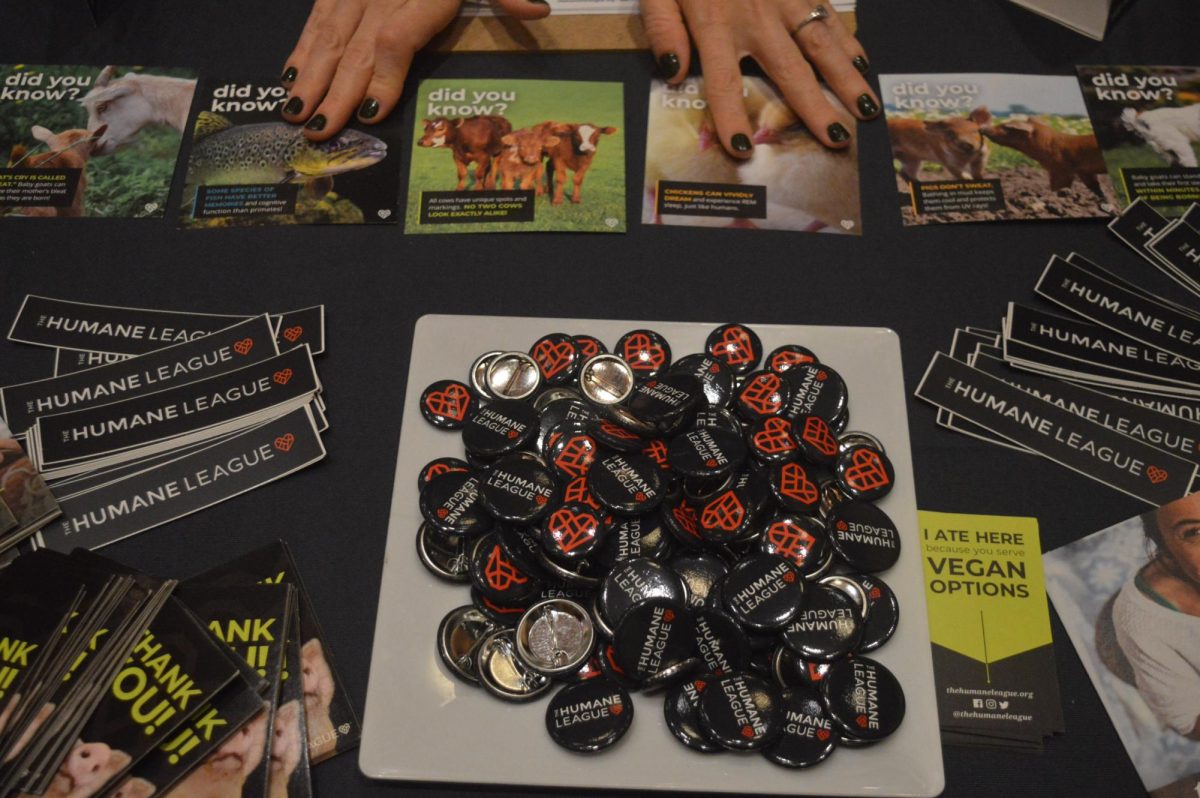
[405,78,626,234]
[879,73,1116,225]
[0,64,195,219]
[176,76,403,228]
[1077,65,1200,216]
[641,76,861,235]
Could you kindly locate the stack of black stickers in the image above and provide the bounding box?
[0,540,359,798]
[0,296,329,553]
[916,201,1200,508]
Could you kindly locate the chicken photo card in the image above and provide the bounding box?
[1077,66,1200,216]
[404,78,625,234]
[0,64,195,219]
[176,77,402,227]
[880,73,1117,225]
[642,77,861,235]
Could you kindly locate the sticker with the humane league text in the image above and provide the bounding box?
[1108,199,1177,272]
[1063,252,1200,321]
[1148,218,1200,291]
[915,352,1197,505]
[33,407,325,551]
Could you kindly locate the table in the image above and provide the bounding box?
[1,0,1197,795]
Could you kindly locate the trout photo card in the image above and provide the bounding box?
[177,77,401,227]
[405,78,626,234]
[879,73,1115,225]
[1044,494,1200,796]
[641,76,861,234]
[188,540,362,765]
[1077,65,1200,215]
[0,64,195,219]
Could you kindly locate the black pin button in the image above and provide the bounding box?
[695,484,756,545]
[766,344,819,373]
[597,514,674,568]
[698,673,783,751]
[667,427,746,479]
[612,598,695,681]
[661,495,708,548]
[546,677,634,752]
[416,522,471,582]
[470,531,542,604]
[821,656,905,741]
[418,456,470,492]
[530,332,580,386]
[437,605,496,685]
[748,416,799,465]
[761,685,838,768]
[827,500,901,572]
[664,678,724,752]
[853,573,900,652]
[758,513,829,579]
[692,608,750,676]
[480,453,558,524]
[767,461,822,515]
[705,323,762,377]
[626,374,702,428]
[573,334,607,360]
[770,645,832,689]
[721,554,804,632]
[536,547,605,588]
[834,444,895,502]
[541,502,610,563]
[780,582,863,662]
[538,398,597,454]
[588,452,665,515]
[782,364,848,425]
[471,586,530,627]
[420,470,493,538]
[589,417,645,453]
[670,353,734,408]
[689,406,743,436]
[547,425,601,480]
[615,328,672,379]
[641,438,672,472]
[562,474,603,510]
[790,413,840,466]
[420,379,475,430]
[733,466,773,525]
[462,398,538,459]
[598,557,686,628]
[670,553,728,608]
[597,642,641,689]
[496,523,553,582]
[734,370,791,422]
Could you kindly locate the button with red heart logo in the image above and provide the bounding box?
[282,325,304,343]
[767,461,821,514]
[761,684,838,768]
[572,334,607,361]
[233,338,254,355]
[479,452,558,524]
[540,502,609,563]
[698,672,783,750]
[545,676,634,752]
[420,379,475,430]
[749,416,799,465]
[826,499,901,572]
[705,323,762,377]
[616,328,672,378]
[791,413,839,466]
[821,657,905,742]
[417,456,470,492]
[670,353,735,408]
[766,344,820,374]
[851,574,900,653]
[835,444,895,501]
[758,512,829,578]
[529,332,580,386]
[735,370,792,422]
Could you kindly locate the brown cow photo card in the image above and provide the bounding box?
[404,78,625,234]
[880,73,1117,225]
[0,64,195,219]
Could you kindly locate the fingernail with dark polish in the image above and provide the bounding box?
[281,66,297,84]
[731,133,752,153]
[358,97,380,120]
[283,97,304,116]
[827,122,850,143]
[657,52,681,79]
[304,114,326,132]
[852,56,869,75]
[856,93,879,117]
[529,0,549,4]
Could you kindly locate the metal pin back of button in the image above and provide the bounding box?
[579,354,636,406]
[486,351,542,400]
[470,350,503,399]
[475,628,553,702]
[437,605,497,685]
[515,598,596,677]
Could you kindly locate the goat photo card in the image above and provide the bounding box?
[641,76,861,235]
[405,78,626,234]
[1077,66,1200,217]
[0,64,195,219]
[176,77,402,228]
[879,73,1116,225]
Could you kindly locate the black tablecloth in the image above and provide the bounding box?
[3,0,1198,795]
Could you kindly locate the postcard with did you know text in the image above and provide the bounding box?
[176,77,401,227]
[405,78,625,234]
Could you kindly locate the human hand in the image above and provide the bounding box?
[280,0,552,140]
[641,0,878,156]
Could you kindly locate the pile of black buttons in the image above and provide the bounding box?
[417,324,906,765]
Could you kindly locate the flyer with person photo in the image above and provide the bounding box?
[880,73,1116,225]
[1077,65,1200,216]
[176,77,402,227]
[1045,495,1200,797]
[642,76,861,235]
[404,78,625,234]
[0,64,195,219]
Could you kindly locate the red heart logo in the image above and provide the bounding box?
[532,338,576,379]
[437,507,449,519]
[844,449,890,492]
[706,458,718,468]
[233,338,253,355]
[709,363,720,374]
[273,368,293,385]
[635,491,647,501]
[779,463,819,507]
[856,715,869,728]
[817,729,830,741]
[710,326,756,366]
[801,416,839,457]
[869,587,882,599]
[836,520,848,531]
[753,416,796,455]
[535,495,548,505]
[622,333,666,372]
[741,726,756,739]
[662,609,675,622]
[782,571,796,583]
[816,370,828,382]
[426,383,471,422]
[1147,465,1169,484]
[283,326,303,342]
[694,679,707,691]
[646,380,658,389]
[507,429,519,439]
[609,702,623,716]
[739,372,784,416]
[274,433,295,452]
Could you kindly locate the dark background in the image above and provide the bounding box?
[2,0,1198,795]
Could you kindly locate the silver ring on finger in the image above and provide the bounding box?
[791,3,829,37]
